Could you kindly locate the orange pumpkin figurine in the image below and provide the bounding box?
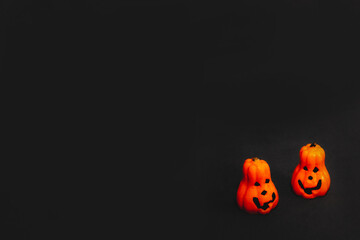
[236,157,279,214]
[291,143,330,199]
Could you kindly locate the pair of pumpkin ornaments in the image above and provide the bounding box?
[236,143,330,214]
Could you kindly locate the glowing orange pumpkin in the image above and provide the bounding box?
[236,158,279,214]
[291,143,330,199]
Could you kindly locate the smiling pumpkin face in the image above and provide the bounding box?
[237,158,279,214]
[291,143,330,199]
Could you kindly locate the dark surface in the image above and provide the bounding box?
[168,1,360,240]
[3,1,360,239]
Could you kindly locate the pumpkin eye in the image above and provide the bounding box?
[265,179,270,183]
[313,167,319,173]
[303,166,308,171]
[255,182,260,186]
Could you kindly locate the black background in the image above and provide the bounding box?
[2,0,360,239]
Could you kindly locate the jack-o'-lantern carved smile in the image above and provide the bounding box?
[298,179,322,195]
[253,192,276,210]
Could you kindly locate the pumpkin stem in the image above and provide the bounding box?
[252,157,259,161]
[310,142,316,147]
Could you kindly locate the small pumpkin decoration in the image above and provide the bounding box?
[291,143,330,199]
[236,157,279,214]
